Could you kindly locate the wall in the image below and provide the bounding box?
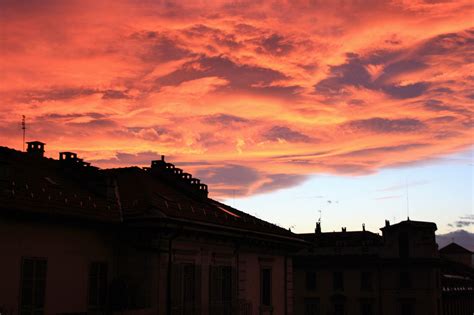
[0,216,116,314]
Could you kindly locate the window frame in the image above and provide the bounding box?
[260,267,272,307]
[19,256,48,315]
[333,271,344,291]
[305,271,317,291]
[88,261,108,311]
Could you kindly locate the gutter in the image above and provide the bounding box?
[127,216,309,247]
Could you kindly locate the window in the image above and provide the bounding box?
[88,262,108,311]
[334,302,345,315]
[304,298,320,315]
[398,233,410,258]
[399,272,412,289]
[360,300,374,315]
[260,268,272,306]
[20,257,47,315]
[400,300,415,315]
[171,263,201,315]
[209,265,235,315]
[333,271,344,291]
[306,271,317,291]
[360,272,372,291]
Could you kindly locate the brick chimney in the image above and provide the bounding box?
[26,141,45,158]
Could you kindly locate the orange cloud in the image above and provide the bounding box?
[0,0,473,198]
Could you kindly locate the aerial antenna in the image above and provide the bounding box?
[318,209,322,223]
[405,176,410,220]
[21,115,26,151]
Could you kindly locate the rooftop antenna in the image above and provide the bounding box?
[318,209,322,223]
[21,115,26,151]
[405,176,410,220]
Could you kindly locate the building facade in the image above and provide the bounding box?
[439,243,474,315]
[0,142,305,315]
[293,220,443,315]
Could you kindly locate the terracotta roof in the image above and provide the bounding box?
[0,146,122,223]
[107,166,295,237]
[440,242,473,255]
[0,145,296,238]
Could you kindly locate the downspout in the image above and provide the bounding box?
[378,260,383,315]
[166,237,173,315]
[166,230,180,315]
[235,241,240,312]
[284,255,288,315]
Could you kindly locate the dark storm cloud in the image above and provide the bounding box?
[338,143,429,158]
[448,214,474,228]
[17,88,98,102]
[311,29,474,100]
[156,55,296,97]
[38,112,107,120]
[381,82,428,99]
[102,90,129,99]
[263,126,314,142]
[67,118,118,128]
[256,34,294,56]
[346,118,426,133]
[255,173,308,194]
[195,164,310,196]
[203,114,250,125]
[130,31,192,63]
[93,151,166,166]
[314,52,430,99]
[196,164,260,187]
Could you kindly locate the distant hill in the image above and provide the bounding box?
[436,230,474,251]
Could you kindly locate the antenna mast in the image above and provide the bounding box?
[21,115,26,151]
[405,176,410,220]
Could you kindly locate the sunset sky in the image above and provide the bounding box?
[1,0,472,234]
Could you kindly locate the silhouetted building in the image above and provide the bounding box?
[293,220,445,315]
[439,243,474,315]
[440,243,473,267]
[0,143,305,315]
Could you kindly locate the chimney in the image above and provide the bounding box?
[315,222,321,234]
[362,223,366,231]
[26,141,45,158]
[385,220,390,227]
[342,227,346,232]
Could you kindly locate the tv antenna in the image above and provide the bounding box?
[405,176,410,220]
[21,115,26,151]
[318,209,322,223]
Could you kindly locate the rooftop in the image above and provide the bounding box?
[0,143,297,240]
[440,242,473,255]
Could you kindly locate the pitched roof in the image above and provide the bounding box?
[0,145,297,240]
[299,230,383,247]
[0,146,122,223]
[107,166,295,238]
[440,242,473,255]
